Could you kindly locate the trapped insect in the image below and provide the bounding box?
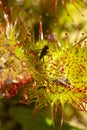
[40,45,49,59]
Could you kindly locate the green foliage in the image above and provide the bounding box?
[0,0,87,130]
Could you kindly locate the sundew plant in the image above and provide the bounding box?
[0,0,87,130]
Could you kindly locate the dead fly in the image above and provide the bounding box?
[40,45,49,59]
[53,77,72,90]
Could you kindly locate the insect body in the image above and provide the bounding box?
[40,45,49,59]
[53,77,72,90]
